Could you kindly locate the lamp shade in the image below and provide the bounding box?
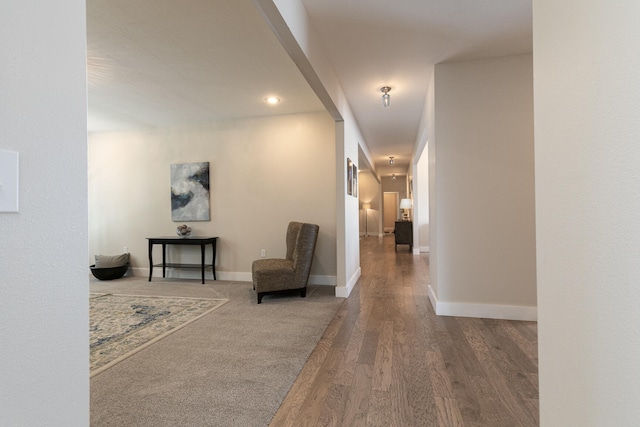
[399,199,412,209]
[362,203,371,210]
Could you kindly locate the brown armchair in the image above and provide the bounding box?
[251,222,319,304]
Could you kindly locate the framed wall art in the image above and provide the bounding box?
[170,162,210,221]
[352,162,358,197]
[347,158,353,196]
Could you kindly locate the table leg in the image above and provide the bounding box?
[200,243,206,284]
[162,244,166,278]
[148,240,153,281]
[211,240,217,280]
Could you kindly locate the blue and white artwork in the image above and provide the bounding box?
[170,162,210,221]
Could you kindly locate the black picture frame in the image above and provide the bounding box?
[347,158,353,196]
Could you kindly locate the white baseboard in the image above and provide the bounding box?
[131,267,336,286]
[309,275,337,286]
[359,233,384,239]
[412,246,429,255]
[427,285,537,321]
[427,285,438,313]
[335,266,360,298]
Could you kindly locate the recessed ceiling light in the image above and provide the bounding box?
[264,96,281,105]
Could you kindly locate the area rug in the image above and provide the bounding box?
[90,293,228,377]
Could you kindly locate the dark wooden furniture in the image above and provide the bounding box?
[147,236,217,284]
[394,221,413,252]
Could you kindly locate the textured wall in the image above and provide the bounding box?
[534,1,640,424]
[0,1,89,424]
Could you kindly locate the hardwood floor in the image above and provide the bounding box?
[270,235,538,427]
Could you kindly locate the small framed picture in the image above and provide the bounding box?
[347,158,353,196]
[352,162,358,197]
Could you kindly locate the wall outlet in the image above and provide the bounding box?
[124,246,128,253]
[260,249,266,258]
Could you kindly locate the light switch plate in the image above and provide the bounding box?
[0,149,19,212]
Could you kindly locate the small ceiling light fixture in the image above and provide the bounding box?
[392,174,396,180]
[380,86,391,107]
[389,156,394,165]
[264,96,281,105]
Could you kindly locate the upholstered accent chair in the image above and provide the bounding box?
[252,221,320,304]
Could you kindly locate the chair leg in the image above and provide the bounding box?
[300,288,306,298]
[257,293,263,304]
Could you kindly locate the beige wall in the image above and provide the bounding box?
[535,1,640,423]
[430,54,537,319]
[416,152,429,251]
[89,111,337,283]
[381,175,408,199]
[358,170,381,236]
[381,175,408,226]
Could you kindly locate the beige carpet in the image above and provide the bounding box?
[90,276,343,427]
[90,293,229,377]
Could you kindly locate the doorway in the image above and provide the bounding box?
[383,192,399,233]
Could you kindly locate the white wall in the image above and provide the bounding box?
[413,78,432,257]
[255,0,363,297]
[416,152,429,252]
[534,1,640,424]
[427,72,439,298]
[340,109,364,294]
[0,1,88,424]
[430,54,537,320]
[89,112,337,283]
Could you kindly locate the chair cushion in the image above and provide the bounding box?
[252,258,295,292]
[252,258,294,275]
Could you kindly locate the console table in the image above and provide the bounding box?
[147,236,218,284]
[394,221,413,252]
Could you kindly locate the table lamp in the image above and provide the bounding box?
[399,198,412,221]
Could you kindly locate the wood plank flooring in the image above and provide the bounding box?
[270,235,538,427]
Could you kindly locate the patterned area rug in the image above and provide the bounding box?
[90,293,228,377]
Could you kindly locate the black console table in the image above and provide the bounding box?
[147,236,218,284]
[394,221,413,252]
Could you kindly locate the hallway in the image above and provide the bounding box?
[271,235,538,426]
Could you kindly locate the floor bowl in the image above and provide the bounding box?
[90,264,128,280]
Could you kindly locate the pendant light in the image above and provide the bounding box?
[380,86,391,107]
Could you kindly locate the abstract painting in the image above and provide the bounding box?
[352,162,358,197]
[170,162,210,221]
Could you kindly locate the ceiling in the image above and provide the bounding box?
[87,0,532,177]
